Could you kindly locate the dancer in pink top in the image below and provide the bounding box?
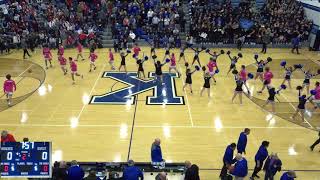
[3,74,16,106]
[257,67,273,93]
[310,82,320,111]
[69,57,83,84]
[42,45,53,69]
[58,55,68,75]
[89,49,98,72]
[76,42,85,61]
[57,44,64,56]
[207,57,218,83]
[132,43,141,60]
[168,53,180,76]
[108,48,115,70]
[239,65,250,94]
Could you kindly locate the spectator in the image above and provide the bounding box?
[263,153,282,180]
[52,161,68,180]
[280,170,297,180]
[184,161,200,180]
[67,160,84,180]
[230,154,248,180]
[220,143,236,179]
[1,130,16,142]
[155,172,167,180]
[84,169,97,180]
[151,138,164,163]
[310,130,320,151]
[123,160,144,180]
[250,141,270,180]
[237,128,250,154]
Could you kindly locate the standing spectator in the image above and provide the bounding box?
[84,169,97,180]
[21,38,31,59]
[67,160,84,180]
[1,130,16,142]
[263,153,282,180]
[280,170,297,180]
[151,138,164,163]
[230,154,248,180]
[250,141,270,180]
[123,160,144,180]
[237,128,250,154]
[291,34,300,54]
[184,161,200,180]
[52,161,68,180]
[310,130,320,151]
[219,143,236,179]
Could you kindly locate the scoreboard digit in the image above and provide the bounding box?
[0,142,52,178]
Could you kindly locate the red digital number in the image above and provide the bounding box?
[22,154,27,161]
[4,165,9,172]
[43,165,48,172]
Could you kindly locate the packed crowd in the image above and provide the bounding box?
[190,0,312,44]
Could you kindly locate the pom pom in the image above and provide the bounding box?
[267,57,272,62]
[227,51,231,55]
[220,50,225,54]
[281,84,287,90]
[232,69,238,75]
[215,69,220,74]
[185,62,189,67]
[144,56,149,61]
[248,73,254,79]
[195,65,200,71]
[152,55,157,59]
[165,58,170,63]
[202,66,206,71]
[127,50,131,53]
[280,60,287,67]
[294,64,303,69]
[205,49,210,53]
[201,46,206,50]
[254,54,259,59]
[310,90,317,95]
[132,54,136,58]
[238,53,243,58]
[296,86,303,90]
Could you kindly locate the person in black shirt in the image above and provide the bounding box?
[153,57,167,84]
[191,47,204,66]
[182,64,197,94]
[310,131,320,151]
[118,51,129,73]
[232,73,244,105]
[291,89,308,122]
[226,52,241,75]
[262,86,277,114]
[200,71,211,97]
[301,69,318,95]
[163,46,171,61]
[184,161,200,180]
[281,66,295,89]
[137,58,147,79]
[178,45,187,62]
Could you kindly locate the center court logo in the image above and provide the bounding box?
[89,72,185,105]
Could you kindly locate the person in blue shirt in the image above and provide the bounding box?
[237,128,250,154]
[231,153,248,180]
[219,143,236,179]
[250,141,269,180]
[67,160,84,180]
[280,170,297,180]
[263,153,282,180]
[291,34,301,54]
[151,138,164,162]
[123,160,144,180]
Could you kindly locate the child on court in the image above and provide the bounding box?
[3,74,16,106]
[58,44,64,56]
[254,56,271,81]
[76,42,85,61]
[108,48,115,70]
[183,63,198,94]
[119,51,129,73]
[200,70,212,97]
[291,87,308,122]
[281,66,294,89]
[231,70,244,104]
[178,45,187,62]
[133,43,141,60]
[239,65,251,94]
[301,69,319,95]
[89,49,98,72]
[226,52,241,75]
[153,56,167,84]
[257,67,273,93]
[42,45,53,69]
[207,57,219,83]
[262,86,278,114]
[168,53,180,76]
[69,57,83,84]
[191,47,204,66]
[310,82,320,111]
[58,55,68,75]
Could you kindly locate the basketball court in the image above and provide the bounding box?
[1,48,320,179]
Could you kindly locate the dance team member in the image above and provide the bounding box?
[69,57,83,84]
[108,48,115,70]
[3,74,16,106]
[168,53,180,76]
[58,54,68,75]
[119,51,129,73]
[76,42,85,61]
[89,49,98,72]
[257,67,273,93]
[200,69,212,97]
[42,44,53,69]
[190,47,204,66]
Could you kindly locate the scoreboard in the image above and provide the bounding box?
[0,142,52,178]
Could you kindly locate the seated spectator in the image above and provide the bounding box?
[123,160,144,180]
[67,160,84,180]
[84,169,97,180]
[230,153,248,180]
[184,161,200,180]
[151,138,164,163]
[52,161,68,180]
[155,172,167,180]
[280,170,297,180]
[1,130,16,142]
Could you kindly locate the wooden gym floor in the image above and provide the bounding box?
[0,47,320,179]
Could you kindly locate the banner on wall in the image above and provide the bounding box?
[239,18,254,31]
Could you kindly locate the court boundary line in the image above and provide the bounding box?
[199,168,320,172]
[127,87,139,161]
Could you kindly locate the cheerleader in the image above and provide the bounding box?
[3,74,16,106]
[58,55,68,75]
[178,45,187,62]
[76,42,85,61]
[226,53,241,75]
[191,47,204,66]
[69,57,83,84]
[281,66,294,89]
[57,44,64,56]
[150,43,156,57]
[89,49,98,72]
[291,89,308,122]
[254,56,270,81]
[257,67,273,93]
[119,51,129,73]
[153,57,166,84]
[239,65,250,94]
[182,64,197,94]
[168,53,180,76]
[309,82,320,111]
[261,86,277,114]
[132,43,141,60]
[231,72,244,104]
[42,45,53,69]
[301,69,318,95]
[207,50,222,61]
[207,57,218,83]
[108,48,115,70]
[200,71,212,97]
[137,58,147,79]
[163,46,171,61]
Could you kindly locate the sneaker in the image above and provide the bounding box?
[94,67,96,70]
[89,70,92,72]
[310,146,314,151]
